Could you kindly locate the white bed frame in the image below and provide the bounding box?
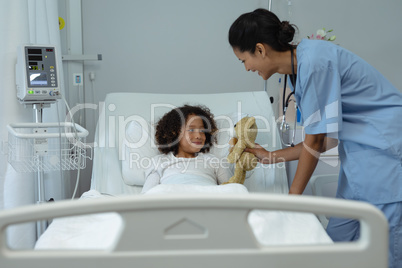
[0,193,388,268]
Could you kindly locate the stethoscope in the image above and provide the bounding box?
[279,48,297,147]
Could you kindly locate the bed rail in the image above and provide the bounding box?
[0,194,388,268]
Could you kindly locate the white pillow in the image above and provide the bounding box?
[122,120,159,186]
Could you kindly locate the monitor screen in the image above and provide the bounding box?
[29,72,48,86]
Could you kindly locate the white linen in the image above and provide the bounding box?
[141,152,232,193]
[156,174,219,186]
[145,184,332,245]
[35,188,331,250]
[145,183,249,195]
[249,210,332,245]
[35,191,122,250]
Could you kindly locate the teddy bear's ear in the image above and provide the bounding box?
[245,116,256,128]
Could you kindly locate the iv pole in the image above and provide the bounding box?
[264,0,273,93]
[33,103,49,238]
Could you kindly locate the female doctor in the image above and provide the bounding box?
[228,8,402,268]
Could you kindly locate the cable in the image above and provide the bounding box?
[90,74,96,104]
[55,101,63,197]
[60,93,82,200]
[78,84,83,126]
[89,72,97,125]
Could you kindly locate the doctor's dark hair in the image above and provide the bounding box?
[155,105,217,155]
[229,8,297,53]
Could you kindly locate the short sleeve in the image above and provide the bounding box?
[296,57,342,137]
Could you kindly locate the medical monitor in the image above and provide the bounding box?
[16,45,61,104]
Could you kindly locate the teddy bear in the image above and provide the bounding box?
[223,116,258,184]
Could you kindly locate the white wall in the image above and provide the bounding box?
[81,0,268,99]
[272,0,402,91]
[79,0,402,124]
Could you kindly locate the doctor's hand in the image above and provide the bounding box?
[245,144,272,164]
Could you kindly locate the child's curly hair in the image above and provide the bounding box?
[155,105,217,155]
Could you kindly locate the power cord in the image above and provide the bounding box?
[55,101,64,197]
[89,72,97,125]
[60,93,82,200]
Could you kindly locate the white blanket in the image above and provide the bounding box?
[35,191,122,250]
[35,187,332,250]
[144,184,332,246]
[145,183,249,195]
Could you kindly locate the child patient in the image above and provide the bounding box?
[141,105,231,193]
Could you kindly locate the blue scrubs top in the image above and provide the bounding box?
[293,39,402,205]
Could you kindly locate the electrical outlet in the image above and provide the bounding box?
[73,73,83,86]
[89,72,95,81]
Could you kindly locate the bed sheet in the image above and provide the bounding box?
[35,187,332,250]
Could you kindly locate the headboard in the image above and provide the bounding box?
[90,91,288,195]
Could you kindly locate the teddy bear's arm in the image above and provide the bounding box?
[227,139,247,163]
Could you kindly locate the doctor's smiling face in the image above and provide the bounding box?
[233,43,278,81]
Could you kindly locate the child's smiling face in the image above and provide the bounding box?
[176,114,207,158]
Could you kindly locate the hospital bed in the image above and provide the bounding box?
[0,92,388,267]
